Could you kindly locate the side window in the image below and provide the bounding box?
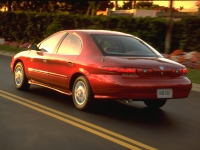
[57,33,82,55]
[38,32,66,53]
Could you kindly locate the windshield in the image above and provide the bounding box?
[91,35,162,57]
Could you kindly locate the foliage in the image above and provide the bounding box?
[176,17,200,52]
[0,12,200,53]
[0,0,112,15]
[195,0,200,7]
[168,50,200,70]
[136,1,153,10]
[122,1,133,10]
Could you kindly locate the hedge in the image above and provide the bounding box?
[0,12,199,53]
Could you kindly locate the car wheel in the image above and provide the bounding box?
[72,76,93,111]
[14,62,30,90]
[143,100,167,108]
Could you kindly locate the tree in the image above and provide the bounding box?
[99,1,114,11]
[195,0,200,7]
[0,0,89,13]
[136,1,153,9]
[7,0,11,11]
[164,0,173,54]
[122,0,133,10]
[86,1,113,16]
[65,0,88,14]
[133,0,136,9]
[0,0,112,15]
[115,0,118,10]
[86,1,100,16]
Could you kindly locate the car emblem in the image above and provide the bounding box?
[159,66,164,70]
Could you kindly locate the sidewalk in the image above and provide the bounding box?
[0,50,199,93]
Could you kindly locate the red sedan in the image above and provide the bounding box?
[10,30,192,110]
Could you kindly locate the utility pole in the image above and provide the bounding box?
[164,0,173,54]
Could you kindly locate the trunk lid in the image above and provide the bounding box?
[105,56,185,77]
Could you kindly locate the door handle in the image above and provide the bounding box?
[67,60,73,66]
[43,57,48,63]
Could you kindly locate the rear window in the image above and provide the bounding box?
[91,35,160,57]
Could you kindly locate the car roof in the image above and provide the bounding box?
[62,29,133,36]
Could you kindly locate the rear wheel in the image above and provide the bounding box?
[143,100,167,109]
[72,76,93,111]
[14,62,30,90]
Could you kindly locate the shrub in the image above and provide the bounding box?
[0,12,199,53]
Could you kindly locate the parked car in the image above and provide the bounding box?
[10,30,192,110]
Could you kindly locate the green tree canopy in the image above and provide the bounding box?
[0,0,113,15]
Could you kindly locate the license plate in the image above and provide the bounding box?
[157,89,172,98]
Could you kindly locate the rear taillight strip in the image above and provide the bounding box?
[171,68,188,75]
[182,68,188,74]
[136,68,153,73]
[102,67,136,73]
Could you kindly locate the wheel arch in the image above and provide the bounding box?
[69,73,92,93]
[13,59,29,78]
[13,60,30,90]
[13,59,23,72]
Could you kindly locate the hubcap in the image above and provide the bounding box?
[74,81,87,105]
[15,67,23,86]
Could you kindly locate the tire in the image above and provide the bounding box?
[143,100,167,109]
[72,76,93,111]
[14,62,30,90]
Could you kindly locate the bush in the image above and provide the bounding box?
[0,12,199,53]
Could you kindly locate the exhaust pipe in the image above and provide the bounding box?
[123,99,133,103]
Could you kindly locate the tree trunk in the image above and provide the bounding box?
[164,0,173,54]
[86,6,91,15]
[133,0,136,9]
[115,0,118,10]
[91,9,95,16]
[7,0,12,11]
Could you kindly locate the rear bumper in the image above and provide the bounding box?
[88,75,192,100]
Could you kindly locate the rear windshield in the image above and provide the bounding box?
[91,34,160,57]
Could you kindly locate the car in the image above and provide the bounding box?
[10,30,192,110]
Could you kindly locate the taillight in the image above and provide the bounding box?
[171,68,188,75]
[102,67,136,73]
[182,68,188,75]
[171,69,182,73]
[137,68,153,73]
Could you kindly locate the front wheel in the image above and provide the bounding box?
[14,62,30,90]
[72,76,93,111]
[143,100,167,109]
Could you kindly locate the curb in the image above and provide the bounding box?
[0,51,16,57]
[191,83,200,93]
[0,51,199,93]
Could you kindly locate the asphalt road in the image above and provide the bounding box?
[0,54,200,150]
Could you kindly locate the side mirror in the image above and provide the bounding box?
[28,44,38,50]
[40,48,48,53]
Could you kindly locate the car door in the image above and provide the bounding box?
[48,33,82,90]
[26,32,66,84]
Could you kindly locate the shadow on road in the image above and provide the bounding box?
[22,86,174,128]
[90,101,171,124]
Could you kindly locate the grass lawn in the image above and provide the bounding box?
[0,44,26,53]
[187,68,200,84]
[0,44,199,84]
